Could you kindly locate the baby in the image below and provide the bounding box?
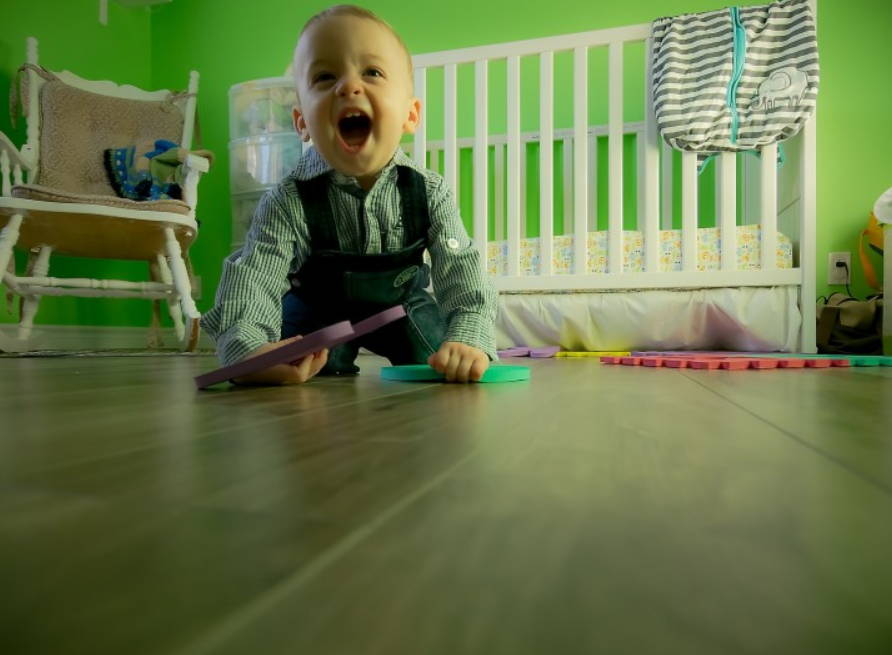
[202,4,498,384]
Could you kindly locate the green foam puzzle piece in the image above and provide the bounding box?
[381,364,531,382]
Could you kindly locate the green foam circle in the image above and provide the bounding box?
[381,364,531,382]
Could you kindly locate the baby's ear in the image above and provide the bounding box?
[402,97,422,135]
[292,107,312,142]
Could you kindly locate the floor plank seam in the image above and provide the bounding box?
[170,444,486,655]
[19,385,438,477]
[679,371,892,498]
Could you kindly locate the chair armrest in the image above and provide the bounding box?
[182,153,211,174]
[0,131,35,171]
[0,131,35,196]
[180,153,212,211]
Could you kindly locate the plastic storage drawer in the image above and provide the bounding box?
[229,133,302,194]
[229,77,297,140]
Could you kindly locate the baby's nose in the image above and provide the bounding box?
[336,76,362,96]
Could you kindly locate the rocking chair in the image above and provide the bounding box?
[0,37,211,351]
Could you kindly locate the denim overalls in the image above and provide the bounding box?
[281,166,447,374]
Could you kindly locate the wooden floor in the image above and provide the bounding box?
[1,353,891,655]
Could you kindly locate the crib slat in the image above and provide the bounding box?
[661,140,674,230]
[573,47,588,274]
[413,68,427,167]
[573,46,588,275]
[521,141,527,238]
[563,138,573,234]
[540,51,554,276]
[588,134,597,231]
[636,132,644,229]
[718,152,737,271]
[495,143,505,242]
[800,111,817,353]
[444,64,458,196]
[428,149,438,173]
[643,37,660,274]
[474,60,489,276]
[607,42,623,274]
[507,55,521,276]
[760,142,778,271]
[681,151,698,272]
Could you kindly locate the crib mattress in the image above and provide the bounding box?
[487,224,792,276]
[496,286,801,353]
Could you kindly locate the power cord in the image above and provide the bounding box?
[835,260,854,298]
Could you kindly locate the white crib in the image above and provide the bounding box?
[410,16,817,353]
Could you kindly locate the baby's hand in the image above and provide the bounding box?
[427,341,490,383]
[232,335,328,386]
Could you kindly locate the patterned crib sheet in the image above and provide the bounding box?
[486,225,793,276]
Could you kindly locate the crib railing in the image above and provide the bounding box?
[410,22,815,318]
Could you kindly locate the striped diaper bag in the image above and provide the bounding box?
[651,0,819,166]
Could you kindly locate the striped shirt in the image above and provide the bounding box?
[201,146,498,366]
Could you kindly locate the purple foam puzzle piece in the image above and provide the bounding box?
[195,305,408,390]
[194,322,353,389]
[498,347,531,357]
[328,305,407,350]
[529,346,560,358]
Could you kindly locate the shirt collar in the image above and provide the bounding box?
[292,145,423,190]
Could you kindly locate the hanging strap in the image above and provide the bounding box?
[9,63,55,129]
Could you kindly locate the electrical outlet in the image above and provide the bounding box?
[827,252,851,285]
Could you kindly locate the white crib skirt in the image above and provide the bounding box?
[496,286,801,353]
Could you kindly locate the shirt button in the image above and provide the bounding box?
[447,238,460,249]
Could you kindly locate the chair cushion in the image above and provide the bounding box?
[35,78,184,197]
[12,184,192,216]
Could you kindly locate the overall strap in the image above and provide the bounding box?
[294,175,340,251]
[396,166,430,245]
[296,167,430,251]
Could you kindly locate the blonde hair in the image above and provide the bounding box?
[293,4,414,102]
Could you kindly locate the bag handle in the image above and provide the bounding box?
[816,304,840,351]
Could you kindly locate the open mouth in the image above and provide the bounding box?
[337,110,372,151]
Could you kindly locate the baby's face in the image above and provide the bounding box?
[293,15,420,190]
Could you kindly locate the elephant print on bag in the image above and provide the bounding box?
[752,67,808,111]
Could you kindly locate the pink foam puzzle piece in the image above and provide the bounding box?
[829,359,851,367]
[688,359,720,369]
[777,358,806,368]
[194,321,353,389]
[642,357,664,367]
[600,356,623,364]
[664,358,690,368]
[719,359,750,370]
[749,359,779,369]
[530,346,560,358]
[621,357,642,366]
[805,359,832,368]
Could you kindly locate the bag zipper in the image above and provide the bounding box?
[727,6,746,144]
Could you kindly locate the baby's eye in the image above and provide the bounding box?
[312,72,335,84]
[363,68,384,78]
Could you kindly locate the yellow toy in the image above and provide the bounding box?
[860,187,889,291]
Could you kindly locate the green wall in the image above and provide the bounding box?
[3,0,890,331]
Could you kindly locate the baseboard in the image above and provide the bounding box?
[0,323,215,352]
